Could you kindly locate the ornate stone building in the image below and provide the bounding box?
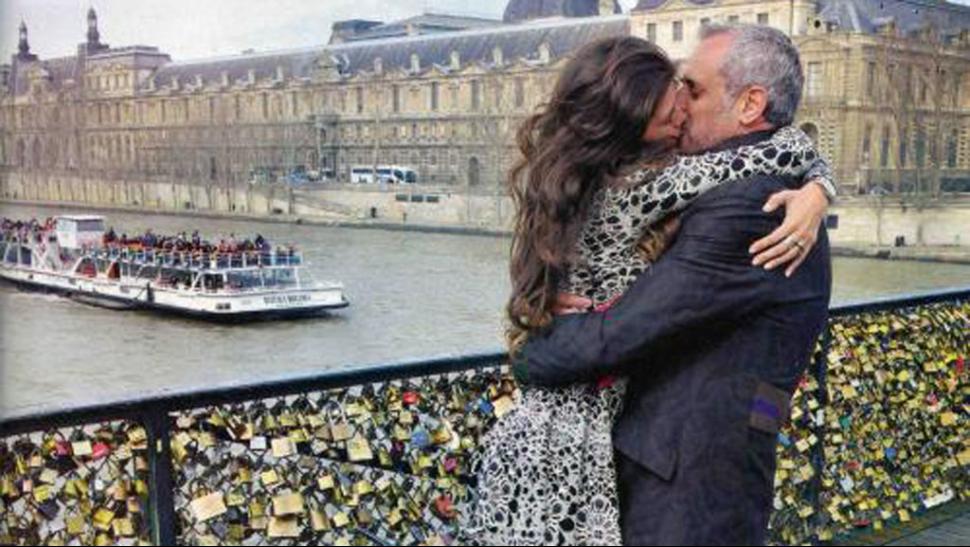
[1,1,968,195]
[630,0,970,194]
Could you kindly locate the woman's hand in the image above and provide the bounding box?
[552,293,593,315]
[749,182,829,278]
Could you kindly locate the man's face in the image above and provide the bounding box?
[678,34,744,154]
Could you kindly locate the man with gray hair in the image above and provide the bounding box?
[516,24,834,544]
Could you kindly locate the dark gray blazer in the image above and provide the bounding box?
[516,130,833,545]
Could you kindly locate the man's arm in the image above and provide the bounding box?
[516,179,827,387]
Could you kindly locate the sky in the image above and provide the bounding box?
[0,0,967,63]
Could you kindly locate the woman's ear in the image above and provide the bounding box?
[737,85,769,126]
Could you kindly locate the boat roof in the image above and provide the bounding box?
[56,215,106,222]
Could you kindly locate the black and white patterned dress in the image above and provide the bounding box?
[465,126,835,546]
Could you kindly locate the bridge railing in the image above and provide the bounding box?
[1,288,967,546]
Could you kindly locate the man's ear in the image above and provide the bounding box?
[737,86,769,126]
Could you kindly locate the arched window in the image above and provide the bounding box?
[468,156,481,187]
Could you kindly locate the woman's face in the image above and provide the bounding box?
[642,80,688,150]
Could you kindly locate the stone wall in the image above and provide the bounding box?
[3,171,969,247]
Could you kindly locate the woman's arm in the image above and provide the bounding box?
[594,126,832,237]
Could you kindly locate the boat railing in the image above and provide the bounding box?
[0,287,967,546]
[90,246,304,270]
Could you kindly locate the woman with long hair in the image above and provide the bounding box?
[465,35,832,545]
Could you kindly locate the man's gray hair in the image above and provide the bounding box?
[700,23,803,127]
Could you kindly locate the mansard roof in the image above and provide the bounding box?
[9,55,80,96]
[504,0,623,23]
[633,0,970,35]
[815,0,970,35]
[137,14,630,92]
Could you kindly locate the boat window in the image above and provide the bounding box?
[77,257,96,277]
[262,268,298,288]
[202,274,225,292]
[136,265,159,280]
[160,267,192,289]
[19,246,32,266]
[227,270,262,290]
[77,219,105,232]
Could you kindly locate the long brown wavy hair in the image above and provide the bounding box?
[506,36,678,354]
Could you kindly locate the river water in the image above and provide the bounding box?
[1,202,968,418]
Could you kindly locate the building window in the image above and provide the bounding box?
[947,129,959,168]
[672,21,683,42]
[431,82,439,111]
[646,23,657,43]
[471,80,481,110]
[261,93,269,119]
[866,62,876,100]
[514,78,525,108]
[757,13,769,25]
[899,134,908,168]
[806,62,823,98]
[728,15,740,24]
[862,124,872,163]
[700,17,711,27]
[392,85,401,113]
[915,129,927,167]
[356,87,364,114]
[920,72,928,104]
[880,126,890,168]
[234,96,241,120]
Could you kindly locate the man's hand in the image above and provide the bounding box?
[552,293,593,315]
[749,181,829,278]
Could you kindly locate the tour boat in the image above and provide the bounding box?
[0,215,349,321]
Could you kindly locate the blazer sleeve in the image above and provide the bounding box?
[515,176,826,387]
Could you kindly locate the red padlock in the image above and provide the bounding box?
[402,391,420,406]
[433,495,457,520]
[54,441,71,458]
[443,456,458,474]
[91,442,111,460]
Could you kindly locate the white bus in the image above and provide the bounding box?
[349,165,418,184]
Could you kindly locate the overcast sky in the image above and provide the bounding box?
[1,0,967,63]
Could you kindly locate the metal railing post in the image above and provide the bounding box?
[144,405,177,546]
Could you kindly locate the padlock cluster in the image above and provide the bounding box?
[171,367,516,545]
[0,422,153,546]
[1,299,966,547]
[768,300,969,545]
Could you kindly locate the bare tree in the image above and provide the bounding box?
[875,15,961,205]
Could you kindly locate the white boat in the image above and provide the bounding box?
[0,215,349,321]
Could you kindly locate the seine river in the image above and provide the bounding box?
[1,202,968,418]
